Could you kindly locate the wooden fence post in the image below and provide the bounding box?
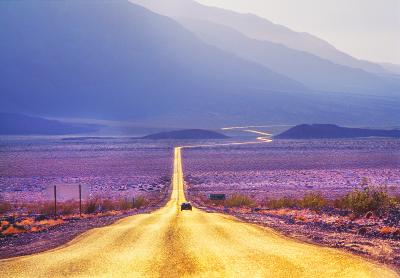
[79,184,82,217]
[54,185,57,217]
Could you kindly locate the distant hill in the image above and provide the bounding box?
[143,129,229,140]
[275,124,400,139]
[0,113,98,135]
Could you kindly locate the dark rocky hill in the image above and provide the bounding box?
[275,124,400,139]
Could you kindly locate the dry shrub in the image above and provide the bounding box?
[100,199,118,212]
[118,198,133,210]
[224,194,256,208]
[0,201,12,215]
[379,226,396,235]
[17,218,34,226]
[2,225,25,235]
[38,201,56,215]
[266,197,298,209]
[133,196,148,209]
[84,198,99,214]
[199,195,224,207]
[337,186,396,216]
[301,192,327,211]
[295,215,306,222]
[30,226,40,232]
[59,200,78,215]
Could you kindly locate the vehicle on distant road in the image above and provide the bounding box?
[180,202,192,211]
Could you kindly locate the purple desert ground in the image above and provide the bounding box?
[1,0,400,276]
[184,138,400,199]
[0,138,172,203]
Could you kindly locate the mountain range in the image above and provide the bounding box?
[0,113,99,135]
[130,0,392,75]
[0,0,399,128]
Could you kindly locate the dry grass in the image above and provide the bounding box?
[379,226,396,235]
[335,186,397,216]
[301,192,327,211]
[266,197,298,209]
[265,193,327,211]
[59,200,78,215]
[224,194,256,208]
[84,198,99,214]
[2,225,25,235]
[0,201,12,215]
[2,196,150,218]
[100,199,118,212]
[0,196,151,237]
[83,196,149,214]
[132,196,148,209]
[263,186,398,216]
[37,201,56,215]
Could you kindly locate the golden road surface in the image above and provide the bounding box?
[0,140,398,277]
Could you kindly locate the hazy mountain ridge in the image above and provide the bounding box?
[178,18,397,94]
[380,63,400,76]
[130,0,388,75]
[0,0,307,120]
[0,113,99,135]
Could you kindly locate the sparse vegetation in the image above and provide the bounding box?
[301,192,327,211]
[84,198,99,214]
[0,201,12,215]
[224,194,256,208]
[59,200,78,215]
[266,197,298,209]
[100,199,117,212]
[207,185,398,217]
[133,196,148,209]
[336,186,397,216]
[264,186,398,216]
[265,193,327,211]
[0,196,151,237]
[38,201,56,215]
[97,197,149,212]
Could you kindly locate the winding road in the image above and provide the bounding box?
[0,132,398,277]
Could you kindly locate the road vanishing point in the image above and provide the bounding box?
[0,132,398,278]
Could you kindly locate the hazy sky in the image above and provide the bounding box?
[197,0,400,64]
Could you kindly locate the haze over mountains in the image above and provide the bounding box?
[132,0,400,95]
[0,113,98,135]
[0,0,399,128]
[178,19,397,94]
[131,0,392,75]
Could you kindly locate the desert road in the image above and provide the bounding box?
[0,136,398,277]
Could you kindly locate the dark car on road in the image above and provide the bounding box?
[180,202,192,211]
